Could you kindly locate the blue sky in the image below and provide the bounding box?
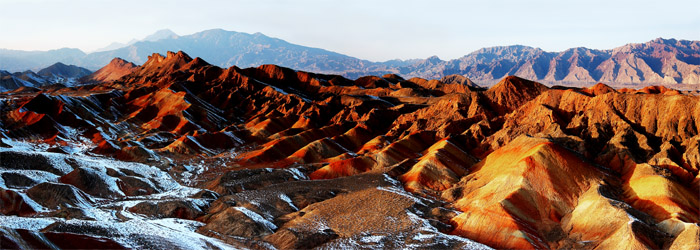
[1,0,698,61]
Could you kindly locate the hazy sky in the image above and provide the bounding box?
[1,0,698,61]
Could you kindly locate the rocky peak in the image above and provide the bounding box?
[137,51,194,78]
[485,75,548,115]
[651,37,677,45]
[82,58,138,83]
[425,55,442,63]
[166,51,192,61]
[143,53,166,67]
[415,56,444,68]
[440,74,476,87]
[108,57,137,68]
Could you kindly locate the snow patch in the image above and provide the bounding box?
[234,206,278,231]
[278,194,298,210]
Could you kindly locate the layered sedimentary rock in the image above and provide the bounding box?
[82,57,138,83]
[0,51,697,249]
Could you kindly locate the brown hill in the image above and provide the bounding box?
[441,74,477,87]
[0,51,697,249]
[81,57,137,83]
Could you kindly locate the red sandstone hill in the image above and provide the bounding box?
[0,51,697,249]
[81,57,137,83]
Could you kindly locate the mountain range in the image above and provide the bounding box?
[0,50,697,249]
[0,29,699,85]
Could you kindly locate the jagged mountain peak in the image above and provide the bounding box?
[166,50,192,61]
[142,51,193,69]
[125,51,214,85]
[652,37,677,44]
[146,53,166,64]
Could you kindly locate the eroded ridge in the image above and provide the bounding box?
[0,51,697,249]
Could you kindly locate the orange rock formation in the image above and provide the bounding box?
[1,51,697,249]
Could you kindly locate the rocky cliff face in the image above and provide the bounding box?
[0,51,697,249]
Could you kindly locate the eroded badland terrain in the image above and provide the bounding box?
[0,51,698,249]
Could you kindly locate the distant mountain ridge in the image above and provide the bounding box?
[92,29,180,52]
[0,63,91,91]
[0,29,698,85]
[38,62,92,79]
[402,38,700,85]
[0,48,86,72]
[80,29,397,76]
